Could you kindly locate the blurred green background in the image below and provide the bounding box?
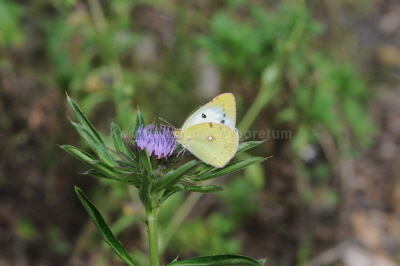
[1,0,400,265]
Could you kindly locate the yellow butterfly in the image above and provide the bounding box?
[174,93,239,168]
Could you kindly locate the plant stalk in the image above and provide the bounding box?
[147,194,160,266]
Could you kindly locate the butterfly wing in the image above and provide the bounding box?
[181,122,239,168]
[182,93,236,131]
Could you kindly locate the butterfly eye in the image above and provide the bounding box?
[202,113,206,118]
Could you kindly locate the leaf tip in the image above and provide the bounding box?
[265,155,273,161]
[67,116,74,123]
[258,257,268,265]
[172,255,179,262]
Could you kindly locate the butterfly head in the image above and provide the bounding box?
[173,129,181,138]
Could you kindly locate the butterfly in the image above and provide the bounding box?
[174,93,239,168]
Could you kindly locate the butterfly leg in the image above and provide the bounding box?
[176,147,187,158]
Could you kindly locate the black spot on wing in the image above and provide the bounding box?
[221,120,225,124]
[202,113,206,118]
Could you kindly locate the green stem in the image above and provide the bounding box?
[147,194,160,266]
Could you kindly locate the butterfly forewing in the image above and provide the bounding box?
[182,93,236,131]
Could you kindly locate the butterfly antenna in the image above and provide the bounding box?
[159,117,175,129]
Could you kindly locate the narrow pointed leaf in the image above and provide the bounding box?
[83,169,112,179]
[184,185,223,193]
[154,160,198,191]
[134,108,145,135]
[71,122,116,166]
[114,159,138,170]
[257,258,267,265]
[139,172,152,211]
[111,122,129,155]
[67,96,115,166]
[84,165,140,186]
[237,141,264,154]
[60,145,95,167]
[74,187,137,266]
[167,183,185,192]
[159,189,177,203]
[138,148,153,210]
[193,163,215,176]
[67,95,106,147]
[109,148,138,167]
[166,254,265,266]
[67,96,111,161]
[198,157,265,181]
[166,184,223,193]
[139,149,152,176]
[121,173,142,187]
[122,136,138,160]
[89,160,125,181]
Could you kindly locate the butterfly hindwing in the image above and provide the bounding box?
[183,122,239,168]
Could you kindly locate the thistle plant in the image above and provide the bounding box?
[62,95,267,266]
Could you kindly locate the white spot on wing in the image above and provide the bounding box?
[188,107,235,129]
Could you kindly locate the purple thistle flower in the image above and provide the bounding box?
[135,125,176,159]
